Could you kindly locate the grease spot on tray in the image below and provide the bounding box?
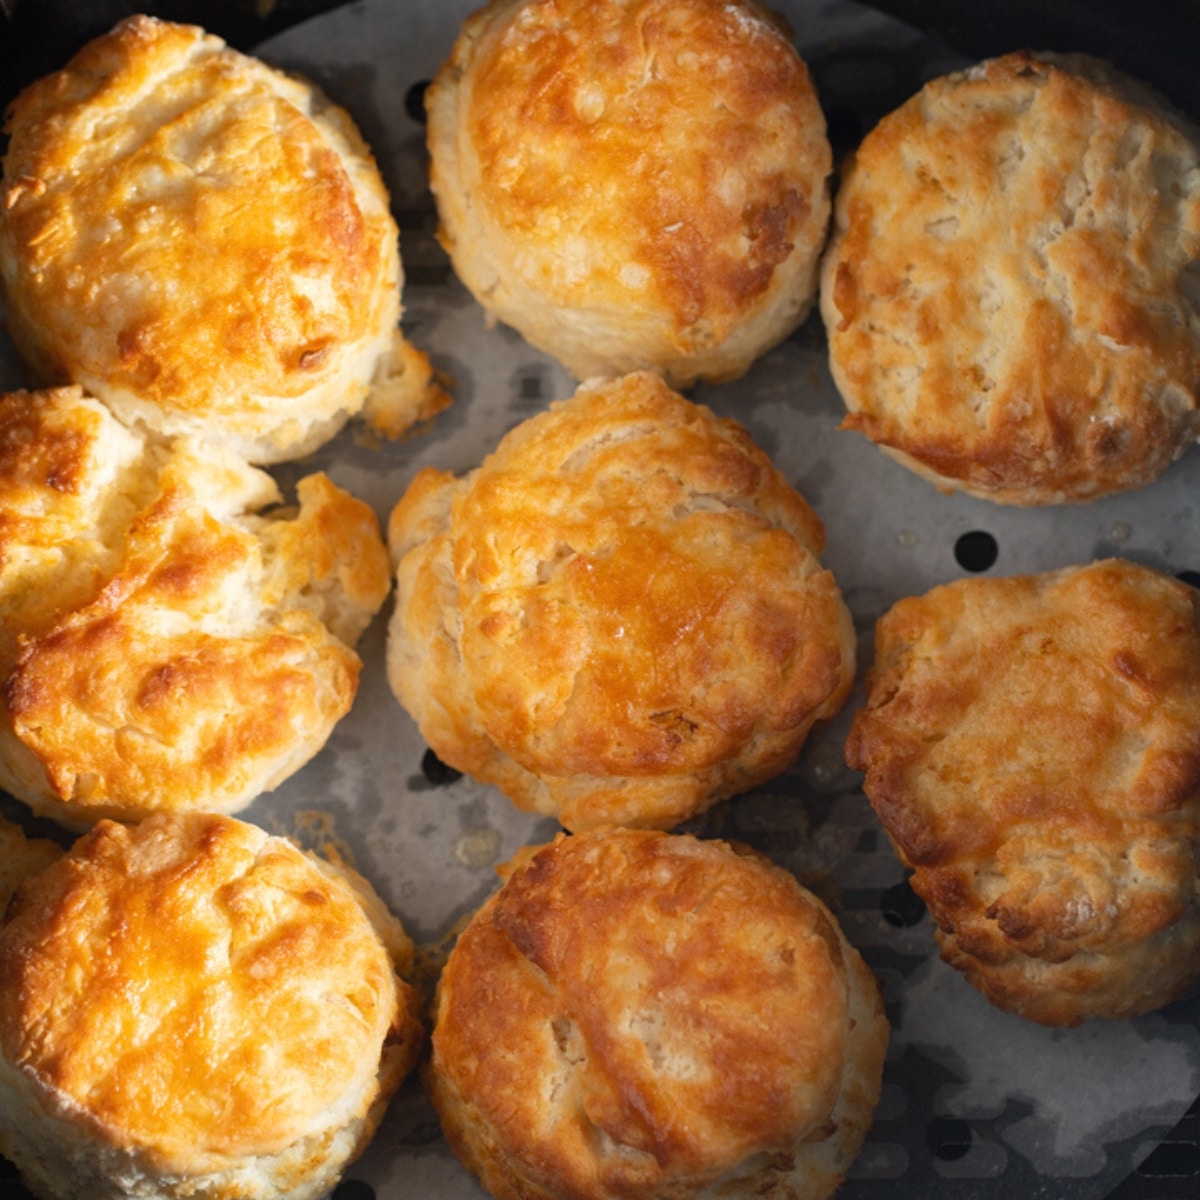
[290,808,358,868]
[453,826,502,870]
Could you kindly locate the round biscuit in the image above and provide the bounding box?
[0,386,391,826]
[0,811,423,1200]
[427,0,832,387]
[820,51,1200,504]
[0,15,441,463]
[846,558,1200,1024]
[386,371,855,831]
[427,828,887,1200]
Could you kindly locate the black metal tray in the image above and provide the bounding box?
[0,4,1197,1199]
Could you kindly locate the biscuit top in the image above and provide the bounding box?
[0,387,147,653]
[441,0,829,354]
[0,15,398,441]
[846,560,1200,975]
[389,372,851,828]
[822,51,1200,503]
[0,386,390,824]
[848,560,1200,862]
[432,829,853,1194]
[0,813,402,1171]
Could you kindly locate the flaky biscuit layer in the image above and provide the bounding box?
[0,386,391,826]
[0,812,422,1200]
[428,0,831,386]
[387,371,854,831]
[428,828,887,1200]
[846,559,1200,1024]
[0,15,431,463]
[821,51,1200,504]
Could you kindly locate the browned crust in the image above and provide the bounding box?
[427,829,887,1199]
[0,15,403,459]
[0,386,391,825]
[427,0,831,385]
[846,559,1200,1024]
[387,372,855,831]
[821,51,1200,504]
[0,813,420,1172]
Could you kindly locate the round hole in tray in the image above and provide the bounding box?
[1177,570,1200,589]
[332,1182,376,1200]
[881,879,927,928]
[927,1116,974,1162]
[421,747,463,787]
[954,530,998,572]
[404,79,430,123]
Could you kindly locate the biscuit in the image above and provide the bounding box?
[0,15,446,465]
[820,51,1200,504]
[427,828,888,1200]
[0,386,391,827]
[0,811,423,1200]
[0,814,61,915]
[426,0,831,387]
[845,559,1200,1025]
[387,371,855,831]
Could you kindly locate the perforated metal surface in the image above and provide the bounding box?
[0,2,1197,1198]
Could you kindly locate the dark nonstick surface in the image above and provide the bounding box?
[0,4,1196,1200]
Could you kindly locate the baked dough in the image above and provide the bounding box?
[820,51,1200,504]
[0,385,391,827]
[427,0,832,387]
[387,371,855,831]
[0,811,423,1200]
[845,559,1200,1025]
[0,15,446,465]
[0,813,61,914]
[427,827,888,1200]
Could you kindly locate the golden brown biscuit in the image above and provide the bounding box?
[0,15,446,465]
[428,828,888,1200]
[0,386,391,826]
[427,0,832,387]
[820,51,1200,504]
[387,371,855,831]
[845,559,1200,1025]
[0,811,423,1200]
[0,814,61,914]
